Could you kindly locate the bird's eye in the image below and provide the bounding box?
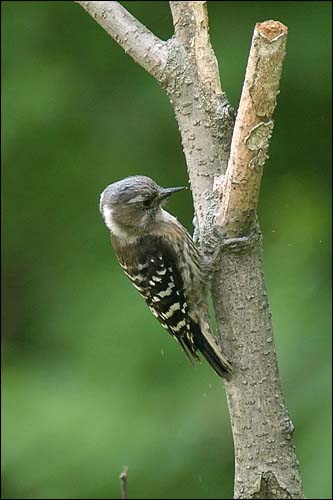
[142,198,153,208]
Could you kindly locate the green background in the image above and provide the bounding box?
[2,2,331,499]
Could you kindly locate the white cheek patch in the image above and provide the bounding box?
[101,204,139,244]
[102,205,114,232]
[99,191,105,213]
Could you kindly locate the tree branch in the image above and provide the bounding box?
[76,1,169,83]
[164,2,234,247]
[169,1,223,95]
[215,20,288,238]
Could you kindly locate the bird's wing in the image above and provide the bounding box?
[114,233,232,377]
[115,234,200,362]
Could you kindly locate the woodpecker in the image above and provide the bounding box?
[99,175,232,378]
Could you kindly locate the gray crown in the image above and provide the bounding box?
[101,176,160,205]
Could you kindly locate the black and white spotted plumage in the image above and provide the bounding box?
[100,175,232,378]
[115,234,201,363]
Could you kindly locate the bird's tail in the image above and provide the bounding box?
[191,322,232,379]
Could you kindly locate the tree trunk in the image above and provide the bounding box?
[76,2,305,498]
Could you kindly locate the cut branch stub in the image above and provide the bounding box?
[215,20,288,239]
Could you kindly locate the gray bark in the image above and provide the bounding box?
[76,1,305,498]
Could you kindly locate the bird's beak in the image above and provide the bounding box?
[159,186,186,200]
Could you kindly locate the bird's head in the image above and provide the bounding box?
[99,175,185,240]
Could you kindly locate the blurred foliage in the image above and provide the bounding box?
[1,1,331,499]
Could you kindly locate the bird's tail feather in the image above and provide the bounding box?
[192,323,232,379]
[198,336,232,378]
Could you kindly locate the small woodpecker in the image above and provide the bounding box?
[99,175,232,378]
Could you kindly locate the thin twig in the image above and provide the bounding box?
[119,465,128,500]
